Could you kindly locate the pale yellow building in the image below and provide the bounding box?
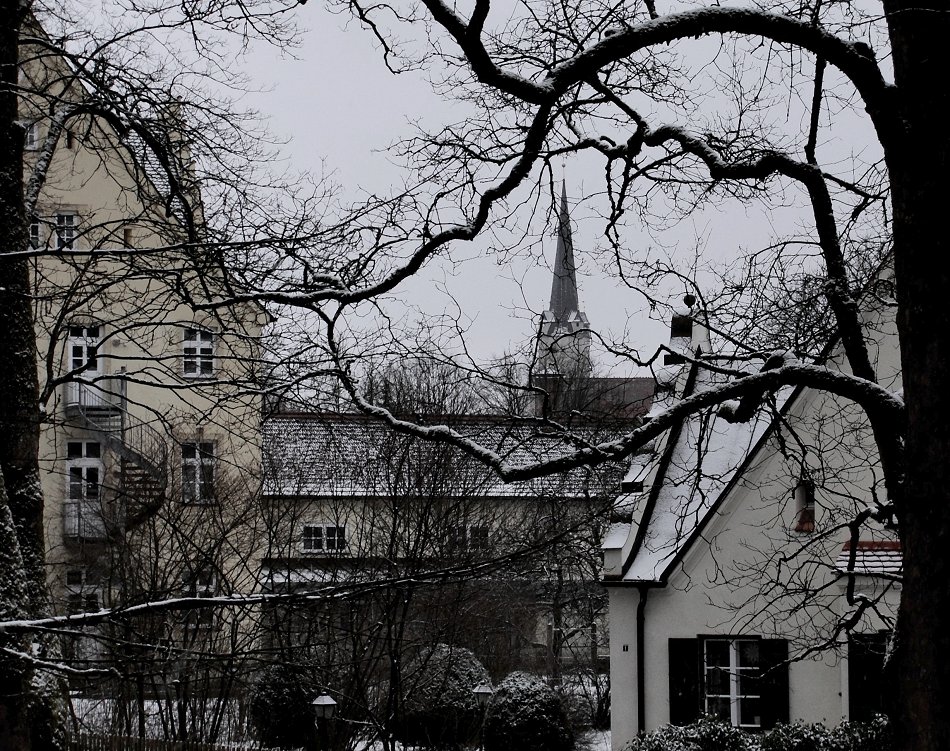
[18,23,267,714]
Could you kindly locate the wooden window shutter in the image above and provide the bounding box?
[758,639,790,729]
[668,638,701,725]
[848,633,891,721]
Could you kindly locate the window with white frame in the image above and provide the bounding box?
[181,442,215,504]
[182,327,214,378]
[65,568,100,614]
[181,568,217,630]
[56,212,78,250]
[302,523,347,553]
[23,121,39,150]
[448,523,490,552]
[64,441,106,539]
[66,324,103,407]
[29,216,40,249]
[703,639,762,728]
[792,480,816,534]
[669,637,788,729]
[469,525,490,551]
[68,324,100,375]
[63,567,103,661]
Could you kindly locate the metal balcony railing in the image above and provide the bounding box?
[62,499,108,541]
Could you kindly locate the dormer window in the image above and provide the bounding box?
[793,480,816,534]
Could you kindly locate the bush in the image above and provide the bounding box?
[625,716,892,751]
[761,716,892,751]
[483,671,574,751]
[625,717,754,751]
[396,643,491,750]
[249,662,317,749]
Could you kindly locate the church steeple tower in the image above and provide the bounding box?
[537,182,592,378]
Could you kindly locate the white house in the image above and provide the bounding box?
[603,291,901,748]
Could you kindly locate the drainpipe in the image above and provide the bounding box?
[636,586,649,735]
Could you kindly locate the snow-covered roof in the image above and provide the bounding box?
[615,361,790,584]
[834,540,902,577]
[262,412,626,499]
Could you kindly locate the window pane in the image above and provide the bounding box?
[67,442,83,459]
[85,442,101,458]
[705,697,731,722]
[182,444,196,459]
[66,570,84,586]
[705,667,729,695]
[738,640,760,668]
[69,467,83,499]
[86,467,99,500]
[736,668,759,698]
[200,463,214,500]
[182,464,196,502]
[739,697,761,727]
[705,640,730,667]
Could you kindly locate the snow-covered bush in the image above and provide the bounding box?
[249,662,317,749]
[624,716,892,751]
[624,718,756,751]
[395,643,491,750]
[483,671,574,751]
[760,716,892,751]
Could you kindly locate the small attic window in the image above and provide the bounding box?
[670,314,693,339]
[793,480,816,534]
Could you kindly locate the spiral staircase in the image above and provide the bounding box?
[63,373,169,541]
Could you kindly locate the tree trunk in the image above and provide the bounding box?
[885,3,950,750]
[0,6,67,750]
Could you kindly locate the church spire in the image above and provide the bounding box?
[549,180,580,320]
[536,182,591,378]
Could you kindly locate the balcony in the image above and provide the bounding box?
[63,500,108,541]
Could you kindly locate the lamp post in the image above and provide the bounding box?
[312,694,337,751]
[473,683,493,751]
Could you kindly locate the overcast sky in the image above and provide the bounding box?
[236,4,873,373]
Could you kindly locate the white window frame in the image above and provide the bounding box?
[23,120,39,150]
[469,524,490,551]
[56,212,78,250]
[301,523,347,553]
[182,327,214,378]
[181,568,217,631]
[703,638,762,729]
[65,324,105,407]
[64,441,105,539]
[181,441,215,504]
[448,523,490,552]
[65,569,101,614]
[793,480,816,534]
[29,216,41,249]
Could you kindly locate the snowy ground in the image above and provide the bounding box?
[580,729,611,751]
